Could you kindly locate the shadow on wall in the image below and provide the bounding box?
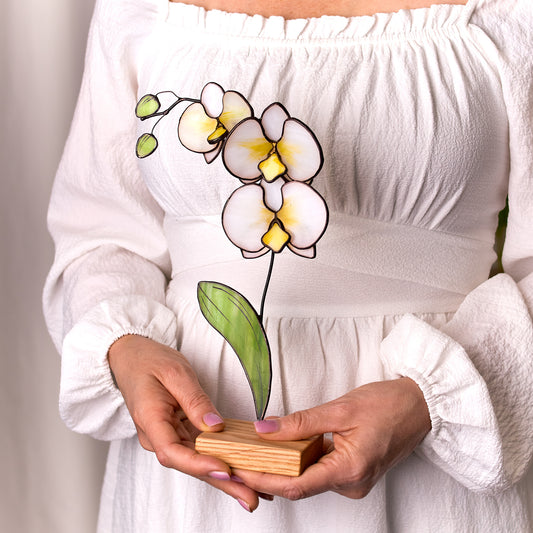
[1,2,108,533]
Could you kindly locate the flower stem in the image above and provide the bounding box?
[145,96,200,133]
[259,251,275,322]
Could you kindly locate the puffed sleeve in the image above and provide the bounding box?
[380,0,533,494]
[43,0,176,441]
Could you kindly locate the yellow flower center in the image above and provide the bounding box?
[207,124,227,144]
[261,221,290,253]
[258,150,287,182]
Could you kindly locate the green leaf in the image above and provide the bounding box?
[136,133,158,158]
[135,94,161,118]
[197,281,272,420]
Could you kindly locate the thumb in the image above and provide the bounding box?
[254,403,341,441]
[163,369,225,433]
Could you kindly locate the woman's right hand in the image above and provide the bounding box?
[107,334,260,512]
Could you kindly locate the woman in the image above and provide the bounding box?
[44,0,533,530]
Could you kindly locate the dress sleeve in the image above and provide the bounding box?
[43,0,176,441]
[380,0,533,494]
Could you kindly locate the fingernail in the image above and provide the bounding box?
[237,498,252,513]
[203,413,223,427]
[258,492,274,501]
[208,471,231,481]
[254,419,280,433]
[231,475,244,484]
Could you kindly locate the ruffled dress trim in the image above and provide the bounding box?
[165,0,478,43]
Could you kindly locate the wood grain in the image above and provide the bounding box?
[195,418,324,476]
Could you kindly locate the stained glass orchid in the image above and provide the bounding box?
[223,103,323,184]
[223,179,328,259]
[178,82,253,163]
[135,83,328,420]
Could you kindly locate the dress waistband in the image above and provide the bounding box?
[164,214,495,317]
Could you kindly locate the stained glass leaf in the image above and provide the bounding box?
[136,133,158,158]
[135,94,161,118]
[197,281,271,420]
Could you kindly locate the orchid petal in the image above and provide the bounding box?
[219,91,253,131]
[222,184,274,252]
[261,221,290,253]
[238,176,263,184]
[287,244,316,259]
[277,119,323,181]
[200,82,224,118]
[178,103,218,153]
[277,182,328,249]
[223,119,272,181]
[242,248,270,259]
[203,143,222,164]
[261,177,284,212]
[261,103,290,142]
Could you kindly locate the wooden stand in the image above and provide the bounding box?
[195,418,323,477]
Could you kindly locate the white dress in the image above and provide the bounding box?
[44,0,533,531]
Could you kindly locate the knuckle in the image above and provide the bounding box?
[158,362,189,385]
[330,399,355,425]
[290,410,310,433]
[138,439,153,453]
[182,387,210,413]
[281,483,307,501]
[154,445,173,469]
[135,428,153,452]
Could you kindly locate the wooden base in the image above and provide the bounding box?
[195,418,323,477]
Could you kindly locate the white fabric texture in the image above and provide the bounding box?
[43,0,533,531]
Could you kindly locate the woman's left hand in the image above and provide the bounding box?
[233,377,431,500]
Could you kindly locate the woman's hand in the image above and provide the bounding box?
[108,334,260,512]
[233,378,431,501]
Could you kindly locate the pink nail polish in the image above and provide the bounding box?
[208,471,231,481]
[231,475,244,483]
[237,498,252,513]
[254,419,279,433]
[203,413,223,427]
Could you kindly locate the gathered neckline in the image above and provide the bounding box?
[168,0,470,21]
[164,0,478,43]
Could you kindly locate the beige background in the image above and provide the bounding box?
[1,1,108,531]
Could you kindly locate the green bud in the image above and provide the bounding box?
[135,94,161,118]
[136,133,158,158]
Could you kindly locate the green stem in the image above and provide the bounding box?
[259,251,275,322]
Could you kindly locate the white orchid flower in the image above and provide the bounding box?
[178,82,253,163]
[222,103,323,184]
[222,178,328,258]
